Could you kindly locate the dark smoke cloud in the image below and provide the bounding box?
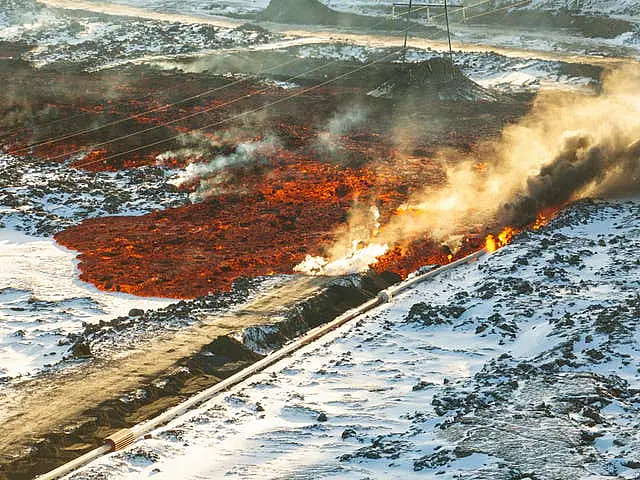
[295,64,640,274]
[501,132,640,226]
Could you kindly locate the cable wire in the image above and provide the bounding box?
[73,49,404,170]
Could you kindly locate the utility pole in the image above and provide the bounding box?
[444,0,454,76]
[393,1,461,73]
[403,0,414,51]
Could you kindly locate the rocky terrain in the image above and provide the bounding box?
[0,1,638,479]
[0,154,188,237]
[0,0,279,70]
[66,199,640,480]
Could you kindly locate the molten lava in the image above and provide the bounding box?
[484,207,560,253]
[484,226,518,253]
[5,66,534,298]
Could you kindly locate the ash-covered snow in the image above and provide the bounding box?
[67,198,640,480]
[0,154,189,237]
[292,43,600,92]
[494,0,640,18]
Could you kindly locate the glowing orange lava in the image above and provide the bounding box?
[15,72,533,298]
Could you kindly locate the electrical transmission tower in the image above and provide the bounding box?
[392,0,463,72]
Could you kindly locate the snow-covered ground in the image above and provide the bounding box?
[495,0,640,18]
[0,229,173,379]
[0,0,279,70]
[5,0,635,72]
[64,0,640,19]
[0,152,188,379]
[67,198,640,480]
[0,154,189,237]
[290,43,600,91]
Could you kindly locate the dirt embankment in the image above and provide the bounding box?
[257,0,446,37]
[0,272,398,480]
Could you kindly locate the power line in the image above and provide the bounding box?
[43,50,400,165]
[8,55,298,154]
[6,6,424,159]
[72,49,404,170]
[462,0,532,21]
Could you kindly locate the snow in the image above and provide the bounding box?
[501,0,640,17]
[0,154,189,237]
[0,229,173,379]
[67,198,640,480]
[0,0,280,70]
[0,152,193,379]
[84,0,640,19]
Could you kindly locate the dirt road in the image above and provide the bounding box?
[40,0,639,71]
[0,276,328,474]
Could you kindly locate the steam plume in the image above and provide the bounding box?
[314,104,369,160]
[162,133,279,201]
[297,65,640,276]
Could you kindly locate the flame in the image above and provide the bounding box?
[485,234,498,253]
[532,207,559,230]
[484,226,518,253]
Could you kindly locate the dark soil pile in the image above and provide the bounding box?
[362,58,501,102]
[469,9,634,39]
[259,0,445,36]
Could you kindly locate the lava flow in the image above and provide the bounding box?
[55,148,483,298]
[5,64,536,299]
[484,209,559,253]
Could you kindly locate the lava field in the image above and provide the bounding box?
[2,57,528,298]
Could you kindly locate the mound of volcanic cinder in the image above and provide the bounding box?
[259,0,445,35]
[366,58,501,102]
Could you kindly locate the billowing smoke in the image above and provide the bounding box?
[296,64,640,276]
[500,130,640,226]
[295,204,387,275]
[157,131,230,165]
[163,133,280,201]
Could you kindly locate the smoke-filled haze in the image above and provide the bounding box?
[296,64,640,275]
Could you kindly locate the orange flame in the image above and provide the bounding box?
[484,226,518,253]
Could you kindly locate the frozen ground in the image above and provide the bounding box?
[290,43,601,91]
[67,198,640,480]
[0,229,173,379]
[496,0,640,18]
[12,0,637,68]
[0,152,189,379]
[67,0,640,19]
[0,154,189,237]
[0,152,186,379]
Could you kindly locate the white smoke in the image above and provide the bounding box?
[164,134,280,201]
[314,104,369,158]
[294,242,388,276]
[295,65,640,278]
[294,205,387,276]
